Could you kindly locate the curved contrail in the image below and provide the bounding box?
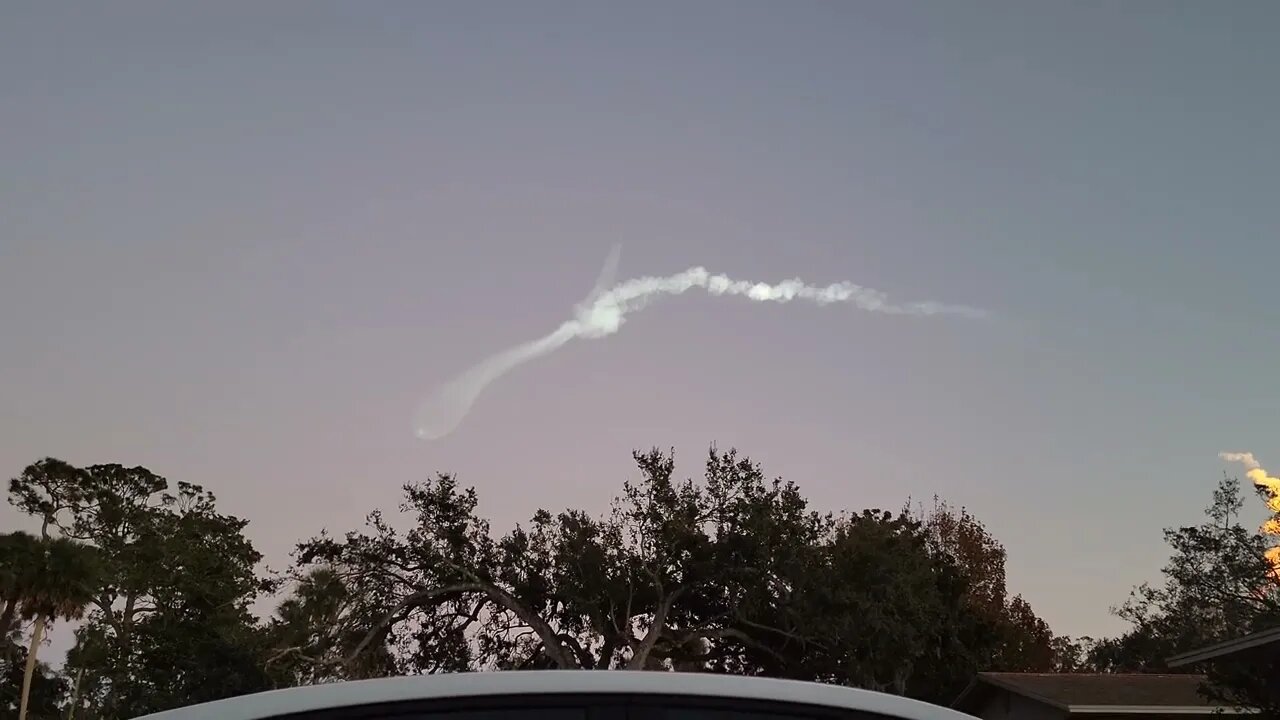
[414,247,986,440]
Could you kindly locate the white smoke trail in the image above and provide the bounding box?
[1220,451,1262,471]
[414,252,986,440]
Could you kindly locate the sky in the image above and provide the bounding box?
[3,1,1279,652]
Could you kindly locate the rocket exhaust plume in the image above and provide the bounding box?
[414,245,986,440]
[1219,451,1280,569]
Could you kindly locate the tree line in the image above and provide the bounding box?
[2,448,1278,719]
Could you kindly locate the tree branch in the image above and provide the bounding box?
[626,585,685,670]
[342,580,578,669]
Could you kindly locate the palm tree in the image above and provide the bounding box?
[0,532,42,648]
[17,537,101,720]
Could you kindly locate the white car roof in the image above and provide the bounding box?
[133,671,973,720]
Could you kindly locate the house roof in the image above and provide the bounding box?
[1168,626,1280,667]
[953,673,1218,713]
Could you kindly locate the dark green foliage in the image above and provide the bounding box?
[1094,478,1280,670]
[1,640,67,720]
[6,448,1074,712]
[0,532,42,646]
[282,448,1054,703]
[8,459,271,719]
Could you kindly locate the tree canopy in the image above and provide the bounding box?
[269,448,1060,703]
[14,449,1276,717]
[8,459,272,719]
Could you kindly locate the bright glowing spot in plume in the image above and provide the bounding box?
[414,246,986,440]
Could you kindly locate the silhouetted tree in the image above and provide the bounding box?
[15,537,100,720]
[285,448,1042,703]
[8,459,270,719]
[1095,476,1280,712]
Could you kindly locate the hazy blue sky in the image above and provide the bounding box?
[3,1,1279,646]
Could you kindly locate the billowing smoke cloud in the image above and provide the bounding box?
[414,247,986,440]
[1219,451,1280,567]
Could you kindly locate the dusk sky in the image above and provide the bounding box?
[3,1,1279,649]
